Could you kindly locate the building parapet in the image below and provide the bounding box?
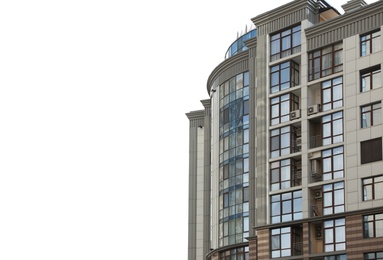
[251,0,322,36]
[306,0,383,51]
[342,0,367,13]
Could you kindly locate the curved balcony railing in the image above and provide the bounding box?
[225,29,257,59]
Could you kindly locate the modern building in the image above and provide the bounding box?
[186,0,383,259]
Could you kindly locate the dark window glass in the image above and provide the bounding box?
[270,126,293,158]
[243,100,249,115]
[361,138,382,164]
[243,187,249,202]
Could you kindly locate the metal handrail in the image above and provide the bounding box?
[292,242,303,256]
[310,134,322,149]
[311,169,323,182]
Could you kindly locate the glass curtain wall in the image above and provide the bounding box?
[218,72,250,247]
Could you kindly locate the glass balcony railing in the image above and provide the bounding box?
[225,29,256,59]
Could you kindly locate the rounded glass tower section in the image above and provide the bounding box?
[218,71,250,247]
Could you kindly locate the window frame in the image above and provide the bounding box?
[361,30,381,57]
[271,227,291,258]
[270,60,300,94]
[308,43,343,81]
[322,146,344,181]
[321,76,343,112]
[323,218,346,252]
[270,159,301,191]
[323,182,345,215]
[219,246,249,260]
[360,65,381,92]
[270,93,299,125]
[270,25,301,61]
[270,190,302,223]
[270,226,302,258]
[363,175,383,201]
[270,126,291,158]
[270,126,301,158]
[364,251,383,259]
[363,213,383,238]
[324,255,347,260]
[322,111,343,146]
[361,102,382,128]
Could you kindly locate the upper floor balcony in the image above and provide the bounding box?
[225,29,256,59]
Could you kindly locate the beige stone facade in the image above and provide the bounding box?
[187,1,383,259]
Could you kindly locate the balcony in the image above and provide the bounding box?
[309,222,324,255]
[311,188,323,217]
[293,138,302,153]
[311,168,323,182]
[293,170,302,186]
[292,242,303,256]
[310,159,322,183]
[308,116,322,149]
[312,205,323,217]
[309,134,322,149]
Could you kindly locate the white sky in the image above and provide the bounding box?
[0,0,377,259]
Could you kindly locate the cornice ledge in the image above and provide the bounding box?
[206,51,249,93]
[244,37,257,48]
[253,205,383,231]
[206,242,249,259]
[305,0,383,39]
[200,99,211,108]
[251,0,316,26]
[185,110,205,120]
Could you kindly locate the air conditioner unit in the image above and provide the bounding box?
[296,128,302,137]
[290,109,301,120]
[296,137,302,146]
[308,104,321,115]
[296,170,302,179]
[315,224,322,239]
[315,190,322,199]
[309,151,321,159]
[296,161,302,170]
[311,160,320,173]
